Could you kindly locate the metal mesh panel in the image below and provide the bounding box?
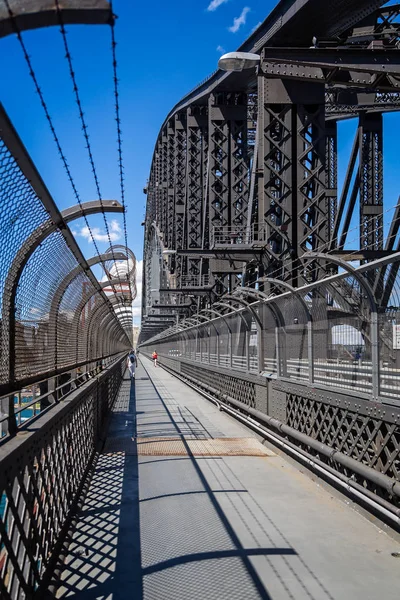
[14,232,77,380]
[57,273,96,369]
[276,294,309,380]
[0,140,49,384]
[0,108,130,421]
[0,140,48,308]
[143,254,400,405]
[308,277,374,394]
[260,303,277,373]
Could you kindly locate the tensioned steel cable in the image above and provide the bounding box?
[54,0,127,308]
[2,0,105,258]
[2,0,129,334]
[109,1,134,311]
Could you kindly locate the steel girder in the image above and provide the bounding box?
[142,1,400,347]
[260,47,400,91]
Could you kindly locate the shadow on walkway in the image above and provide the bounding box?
[56,376,142,599]
[55,365,336,600]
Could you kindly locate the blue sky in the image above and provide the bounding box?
[0,0,399,323]
[0,0,277,322]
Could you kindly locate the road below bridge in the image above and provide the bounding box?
[55,358,400,599]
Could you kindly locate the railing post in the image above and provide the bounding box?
[246,329,250,372]
[275,325,281,377]
[258,325,264,374]
[371,309,380,400]
[8,394,17,436]
[308,319,314,385]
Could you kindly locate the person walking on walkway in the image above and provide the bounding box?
[127,350,137,378]
[152,350,158,367]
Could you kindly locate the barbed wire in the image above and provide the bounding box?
[2,0,129,334]
[2,1,103,255]
[54,0,126,304]
[109,1,134,313]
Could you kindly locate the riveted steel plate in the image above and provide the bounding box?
[103,436,275,457]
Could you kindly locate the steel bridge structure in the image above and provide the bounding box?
[139,0,400,544]
[1,0,400,598]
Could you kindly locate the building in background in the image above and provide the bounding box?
[132,326,140,349]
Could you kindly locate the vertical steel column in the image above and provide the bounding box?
[275,324,281,377]
[258,315,265,373]
[208,92,249,293]
[257,74,326,285]
[325,120,338,247]
[160,129,168,239]
[308,319,314,385]
[246,329,250,372]
[257,76,294,283]
[296,99,327,282]
[166,118,176,252]
[154,140,163,229]
[186,106,207,283]
[228,326,233,368]
[174,112,187,287]
[371,309,380,400]
[359,113,383,254]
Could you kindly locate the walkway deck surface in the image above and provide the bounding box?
[57,357,400,599]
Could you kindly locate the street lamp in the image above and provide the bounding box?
[218,51,260,72]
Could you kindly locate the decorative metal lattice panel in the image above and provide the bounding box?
[0,358,124,599]
[181,362,256,409]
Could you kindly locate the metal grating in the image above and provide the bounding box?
[103,436,275,457]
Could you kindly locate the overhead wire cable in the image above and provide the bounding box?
[54,0,127,323]
[110,0,134,332]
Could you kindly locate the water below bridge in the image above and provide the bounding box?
[55,358,400,599]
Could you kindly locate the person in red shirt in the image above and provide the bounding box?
[152,351,158,367]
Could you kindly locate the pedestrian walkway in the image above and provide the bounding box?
[56,357,400,599]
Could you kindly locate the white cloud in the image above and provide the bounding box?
[216,45,226,53]
[207,0,229,11]
[75,219,122,244]
[228,6,250,33]
[251,21,262,33]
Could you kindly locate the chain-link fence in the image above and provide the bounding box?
[0,106,131,435]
